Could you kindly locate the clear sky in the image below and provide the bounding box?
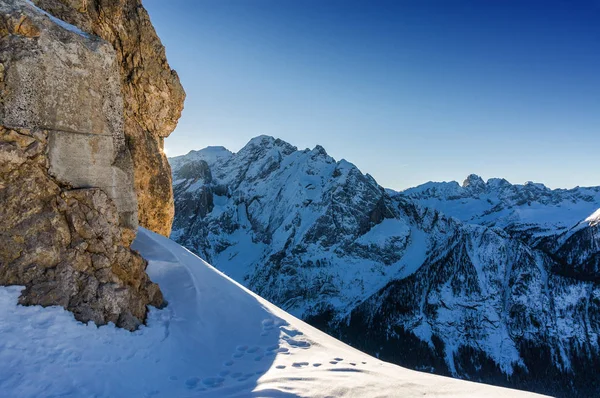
[144,0,599,190]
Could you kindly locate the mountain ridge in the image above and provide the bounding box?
[169,136,600,397]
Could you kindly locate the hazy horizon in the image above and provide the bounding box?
[145,0,600,190]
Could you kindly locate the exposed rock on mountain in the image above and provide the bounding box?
[32,0,186,236]
[400,176,600,281]
[400,175,600,242]
[170,136,600,396]
[0,0,163,330]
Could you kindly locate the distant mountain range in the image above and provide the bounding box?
[169,136,600,397]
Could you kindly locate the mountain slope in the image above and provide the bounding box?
[400,175,600,281]
[170,136,600,397]
[0,228,542,397]
[171,136,406,316]
[400,174,600,243]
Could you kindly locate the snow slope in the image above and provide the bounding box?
[0,228,542,398]
[585,208,600,227]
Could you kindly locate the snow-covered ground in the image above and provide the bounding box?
[0,228,543,397]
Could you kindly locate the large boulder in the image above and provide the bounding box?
[0,0,163,330]
[31,0,186,236]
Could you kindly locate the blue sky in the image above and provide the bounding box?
[144,0,599,190]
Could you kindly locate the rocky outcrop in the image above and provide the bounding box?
[31,0,186,236]
[0,0,163,330]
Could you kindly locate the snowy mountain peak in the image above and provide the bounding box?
[586,208,600,226]
[169,136,600,397]
[169,146,233,172]
[311,144,328,156]
[403,175,600,237]
[486,177,511,188]
[246,134,277,146]
[237,135,298,159]
[188,146,232,161]
[462,173,486,190]
[523,180,549,191]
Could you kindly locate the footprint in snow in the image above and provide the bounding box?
[329,361,338,365]
[280,326,304,337]
[236,345,248,352]
[276,365,286,369]
[185,377,200,389]
[263,346,288,354]
[230,372,243,379]
[247,346,260,353]
[261,319,274,330]
[284,337,311,349]
[333,357,343,361]
[202,376,225,387]
[223,360,234,367]
[313,363,322,367]
[235,373,255,383]
[232,352,244,358]
[254,355,263,361]
[292,362,309,368]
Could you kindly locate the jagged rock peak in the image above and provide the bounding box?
[523,180,548,190]
[486,177,511,188]
[240,135,298,156]
[246,134,277,146]
[311,144,328,156]
[462,173,486,190]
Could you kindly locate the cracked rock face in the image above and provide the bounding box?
[0,0,163,330]
[31,0,186,237]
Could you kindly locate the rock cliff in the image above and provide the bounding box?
[0,0,165,330]
[31,0,186,236]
